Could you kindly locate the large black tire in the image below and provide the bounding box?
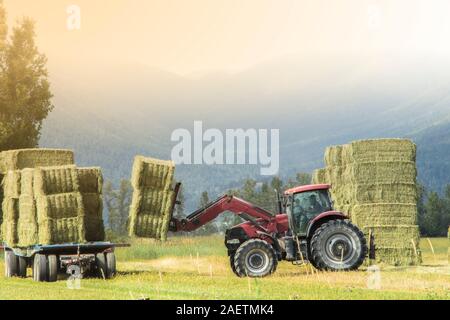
[233,239,277,278]
[229,252,238,276]
[17,256,28,278]
[33,254,48,282]
[310,220,367,271]
[95,253,107,279]
[105,252,116,279]
[4,251,18,278]
[47,255,58,282]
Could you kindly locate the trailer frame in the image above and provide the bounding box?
[1,242,130,282]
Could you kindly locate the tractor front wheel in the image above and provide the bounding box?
[310,219,367,271]
[233,239,277,277]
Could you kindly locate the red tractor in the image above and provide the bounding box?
[169,184,367,277]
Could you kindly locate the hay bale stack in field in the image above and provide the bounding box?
[313,139,421,265]
[128,156,175,241]
[0,149,105,246]
[77,167,105,242]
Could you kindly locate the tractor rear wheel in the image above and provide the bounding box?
[229,252,238,276]
[233,239,277,277]
[310,219,367,271]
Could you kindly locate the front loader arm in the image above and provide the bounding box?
[169,194,274,232]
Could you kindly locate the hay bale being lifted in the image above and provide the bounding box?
[0,149,74,173]
[128,156,175,241]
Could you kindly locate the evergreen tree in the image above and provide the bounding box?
[296,173,312,186]
[193,191,219,235]
[0,10,53,151]
[104,180,132,236]
[423,191,444,236]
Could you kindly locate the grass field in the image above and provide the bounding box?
[0,236,448,300]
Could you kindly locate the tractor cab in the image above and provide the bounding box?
[284,184,335,237]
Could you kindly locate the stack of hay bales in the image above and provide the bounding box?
[312,139,421,265]
[128,156,175,241]
[0,149,105,246]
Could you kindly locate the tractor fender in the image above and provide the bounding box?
[306,211,348,238]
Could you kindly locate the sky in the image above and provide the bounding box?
[4,0,450,76]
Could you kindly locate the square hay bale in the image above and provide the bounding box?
[82,193,105,242]
[33,165,79,196]
[352,204,417,227]
[130,156,175,190]
[1,197,19,245]
[36,192,85,221]
[341,139,416,164]
[17,195,38,247]
[38,217,85,244]
[84,217,105,242]
[342,161,416,185]
[0,149,74,173]
[2,220,18,246]
[324,145,343,167]
[77,167,103,193]
[20,168,34,196]
[2,197,19,221]
[362,225,420,249]
[350,183,417,204]
[2,170,21,198]
[128,190,175,240]
[374,247,421,266]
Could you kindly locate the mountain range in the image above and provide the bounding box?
[39,54,450,211]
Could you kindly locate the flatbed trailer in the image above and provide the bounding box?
[1,242,130,282]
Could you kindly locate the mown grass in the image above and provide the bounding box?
[0,236,448,300]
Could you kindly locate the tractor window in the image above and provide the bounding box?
[290,190,333,235]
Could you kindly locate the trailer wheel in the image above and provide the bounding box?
[234,239,277,278]
[47,255,58,282]
[17,256,28,278]
[310,219,367,271]
[5,251,18,278]
[105,252,116,279]
[33,254,48,282]
[95,253,107,279]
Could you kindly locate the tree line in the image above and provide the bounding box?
[104,176,450,239]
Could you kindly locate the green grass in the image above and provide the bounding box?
[0,236,448,300]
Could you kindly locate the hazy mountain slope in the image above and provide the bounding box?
[39,56,450,210]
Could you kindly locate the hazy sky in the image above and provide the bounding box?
[4,0,450,75]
